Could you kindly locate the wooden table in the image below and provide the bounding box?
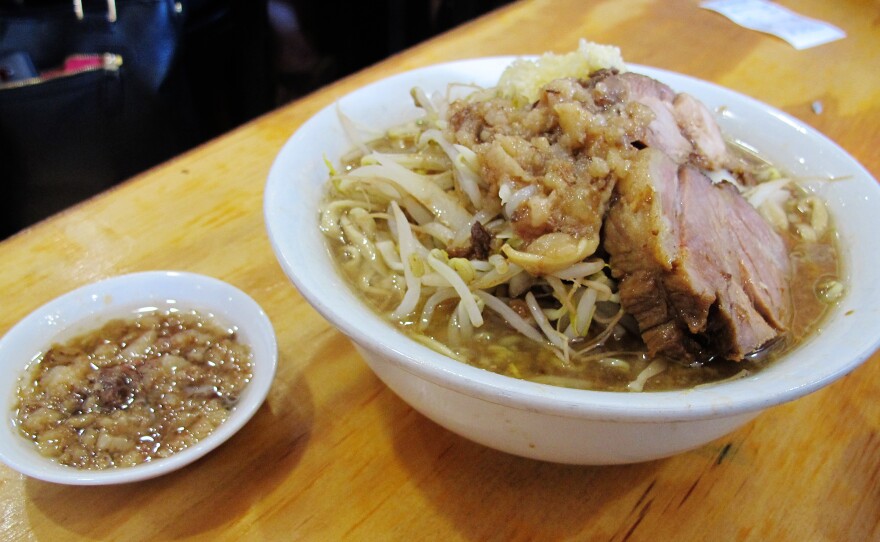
[2,0,878,539]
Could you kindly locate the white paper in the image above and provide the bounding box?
[701,0,846,50]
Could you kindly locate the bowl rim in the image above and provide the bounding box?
[264,56,880,423]
[0,270,277,485]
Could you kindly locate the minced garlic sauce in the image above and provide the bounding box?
[13,309,252,469]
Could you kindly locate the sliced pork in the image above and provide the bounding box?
[673,93,730,170]
[603,148,791,362]
[590,71,733,170]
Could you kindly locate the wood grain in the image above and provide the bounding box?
[1,1,878,540]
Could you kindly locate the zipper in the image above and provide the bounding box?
[0,53,123,91]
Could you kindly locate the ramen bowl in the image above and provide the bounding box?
[265,58,880,464]
[0,271,277,484]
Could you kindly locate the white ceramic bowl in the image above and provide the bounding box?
[265,57,880,464]
[0,271,277,484]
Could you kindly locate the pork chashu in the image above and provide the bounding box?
[604,148,791,362]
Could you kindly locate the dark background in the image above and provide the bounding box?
[274,0,514,102]
[0,0,512,239]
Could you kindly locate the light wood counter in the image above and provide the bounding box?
[1,1,878,539]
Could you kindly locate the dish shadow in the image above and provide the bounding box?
[23,367,315,540]
[382,396,666,540]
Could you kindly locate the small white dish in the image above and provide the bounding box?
[0,271,277,484]
[265,57,880,464]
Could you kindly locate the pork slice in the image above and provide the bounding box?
[677,166,781,359]
[600,147,681,272]
[640,96,694,163]
[707,173,791,329]
[604,148,791,362]
[673,93,731,170]
[596,72,693,163]
[604,149,713,360]
[618,269,711,360]
[616,72,677,102]
[711,279,778,360]
[592,73,734,171]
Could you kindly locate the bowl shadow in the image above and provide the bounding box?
[381,395,667,540]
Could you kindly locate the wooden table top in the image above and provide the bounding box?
[1,0,878,540]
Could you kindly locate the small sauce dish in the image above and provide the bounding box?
[0,271,277,485]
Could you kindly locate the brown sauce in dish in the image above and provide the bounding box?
[14,309,252,469]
